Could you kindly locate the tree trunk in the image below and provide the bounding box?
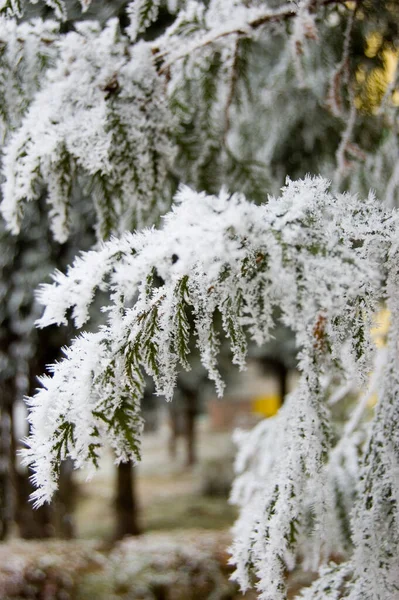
[115,461,141,538]
[168,404,179,460]
[184,391,198,467]
[275,359,288,403]
[0,404,13,540]
[14,471,54,538]
[14,325,76,540]
[258,356,288,405]
[54,459,76,539]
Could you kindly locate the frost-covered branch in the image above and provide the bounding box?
[154,0,349,71]
[1,0,397,244]
[297,251,399,598]
[0,0,91,20]
[1,19,175,242]
[0,3,398,598]
[22,177,396,598]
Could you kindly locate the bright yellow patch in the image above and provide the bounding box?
[356,32,399,112]
[252,394,281,418]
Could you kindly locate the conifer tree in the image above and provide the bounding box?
[0,0,399,598]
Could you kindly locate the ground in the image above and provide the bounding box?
[75,415,237,538]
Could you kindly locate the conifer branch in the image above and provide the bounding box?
[156,0,353,73]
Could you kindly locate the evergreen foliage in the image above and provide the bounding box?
[1,19,175,241]
[0,0,399,598]
[24,178,398,598]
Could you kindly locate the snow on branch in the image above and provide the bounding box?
[0,0,67,20]
[0,16,60,134]
[230,381,333,599]
[127,0,161,42]
[153,0,347,71]
[1,0,393,248]
[22,177,396,598]
[346,253,399,599]
[0,0,94,20]
[1,19,175,242]
[296,253,399,599]
[230,375,367,598]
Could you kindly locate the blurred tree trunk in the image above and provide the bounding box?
[258,356,288,404]
[0,194,92,540]
[14,439,76,540]
[14,337,54,537]
[14,469,54,539]
[168,384,199,467]
[0,402,13,540]
[15,325,76,539]
[115,461,141,538]
[183,389,198,467]
[168,404,179,460]
[0,312,17,541]
[54,459,76,538]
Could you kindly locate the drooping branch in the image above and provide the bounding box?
[22,177,392,516]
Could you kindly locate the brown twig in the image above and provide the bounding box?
[333,0,362,185]
[155,0,353,74]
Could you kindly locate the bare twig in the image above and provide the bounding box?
[326,2,356,117]
[332,1,362,186]
[155,0,351,74]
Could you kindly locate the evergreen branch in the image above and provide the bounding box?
[156,0,353,74]
[24,178,393,514]
[1,22,175,242]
